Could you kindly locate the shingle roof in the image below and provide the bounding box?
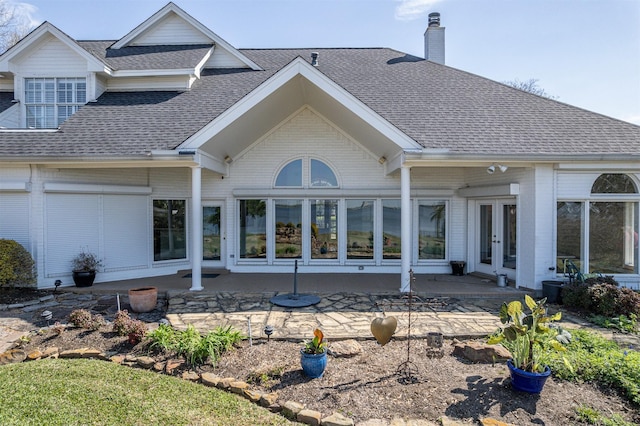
[0,47,638,158]
[78,41,213,70]
[243,48,639,156]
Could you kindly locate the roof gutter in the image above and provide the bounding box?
[386,148,640,173]
[0,153,198,168]
[403,152,640,163]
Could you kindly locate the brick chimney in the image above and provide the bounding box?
[424,12,445,64]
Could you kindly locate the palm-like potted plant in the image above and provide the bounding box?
[71,249,102,287]
[300,328,328,378]
[488,295,571,393]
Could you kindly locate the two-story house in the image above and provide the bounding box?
[0,3,638,291]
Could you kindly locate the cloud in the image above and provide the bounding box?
[9,1,41,29]
[395,0,443,21]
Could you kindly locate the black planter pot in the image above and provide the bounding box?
[450,261,466,276]
[542,280,564,304]
[72,270,96,287]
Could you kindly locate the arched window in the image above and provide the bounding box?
[274,158,338,188]
[310,159,338,187]
[275,159,302,187]
[591,173,638,194]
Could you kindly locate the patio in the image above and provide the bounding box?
[58,272,530,341]
[66,271,530,299]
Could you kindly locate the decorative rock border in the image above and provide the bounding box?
[4,345,514,426]
[0,292,526,425]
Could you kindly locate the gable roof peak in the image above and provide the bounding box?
[0,21,109,73]
[111,2,262,70]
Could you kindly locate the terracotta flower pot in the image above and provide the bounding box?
[128,287,158,313]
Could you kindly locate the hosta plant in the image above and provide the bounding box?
[488,295,571,373]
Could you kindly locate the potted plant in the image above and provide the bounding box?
[71,249,102,287]
[300,328,328,378]
[488,295,571,393]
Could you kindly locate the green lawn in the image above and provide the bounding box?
[0,358,295,426]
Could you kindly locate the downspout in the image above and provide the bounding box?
[190,165,203,291]
[400,165,412,292]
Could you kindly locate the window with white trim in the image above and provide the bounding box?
[557,173,639,275]
[25,77,86,128]
[274,158,338,188]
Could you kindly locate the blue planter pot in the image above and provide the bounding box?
[507,359,551,393]
[300,349,327,378]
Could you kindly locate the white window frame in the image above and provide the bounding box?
[24,77,86,128]
[415,199,449,264]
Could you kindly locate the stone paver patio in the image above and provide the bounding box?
[166,291,505,341]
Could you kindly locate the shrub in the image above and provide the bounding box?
[126,320,148,345]
[543,329,640,406]
[584,275,618,286]
[575,405,638,426]
[71,249,102,272]
[69,309,93,328]
[147,323,177,351]
[69,309,106,330]
[589,314,637,334]
[562,276,640,318]
[589,283,620,317]
[617,288,640,317]
[147,323,243,366]
[0,239,36,288]
[561,282,591,310]
[113,310,148,345]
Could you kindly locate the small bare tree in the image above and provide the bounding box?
[503,78,557,100]
[0,0,31,54]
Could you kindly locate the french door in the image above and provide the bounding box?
[475,199,517,278]
[202,203,224,268]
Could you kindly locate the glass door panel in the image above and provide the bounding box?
[275,199,302,259]
[347,200,374,260]
[311,199,338,259]
[203,206,221,261]
[476,200,516,277]
[382,199,402,260]
[239,200,266,259]
[479,204,493,266]
[502,204,517,269]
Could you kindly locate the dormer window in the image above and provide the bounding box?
[25,77,86,128]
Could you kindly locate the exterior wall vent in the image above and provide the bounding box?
[311,52,319,66]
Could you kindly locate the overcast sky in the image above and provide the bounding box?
[11,0,640,125]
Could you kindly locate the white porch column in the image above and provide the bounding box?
[400,165,412,292]
[190,165,203,291]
